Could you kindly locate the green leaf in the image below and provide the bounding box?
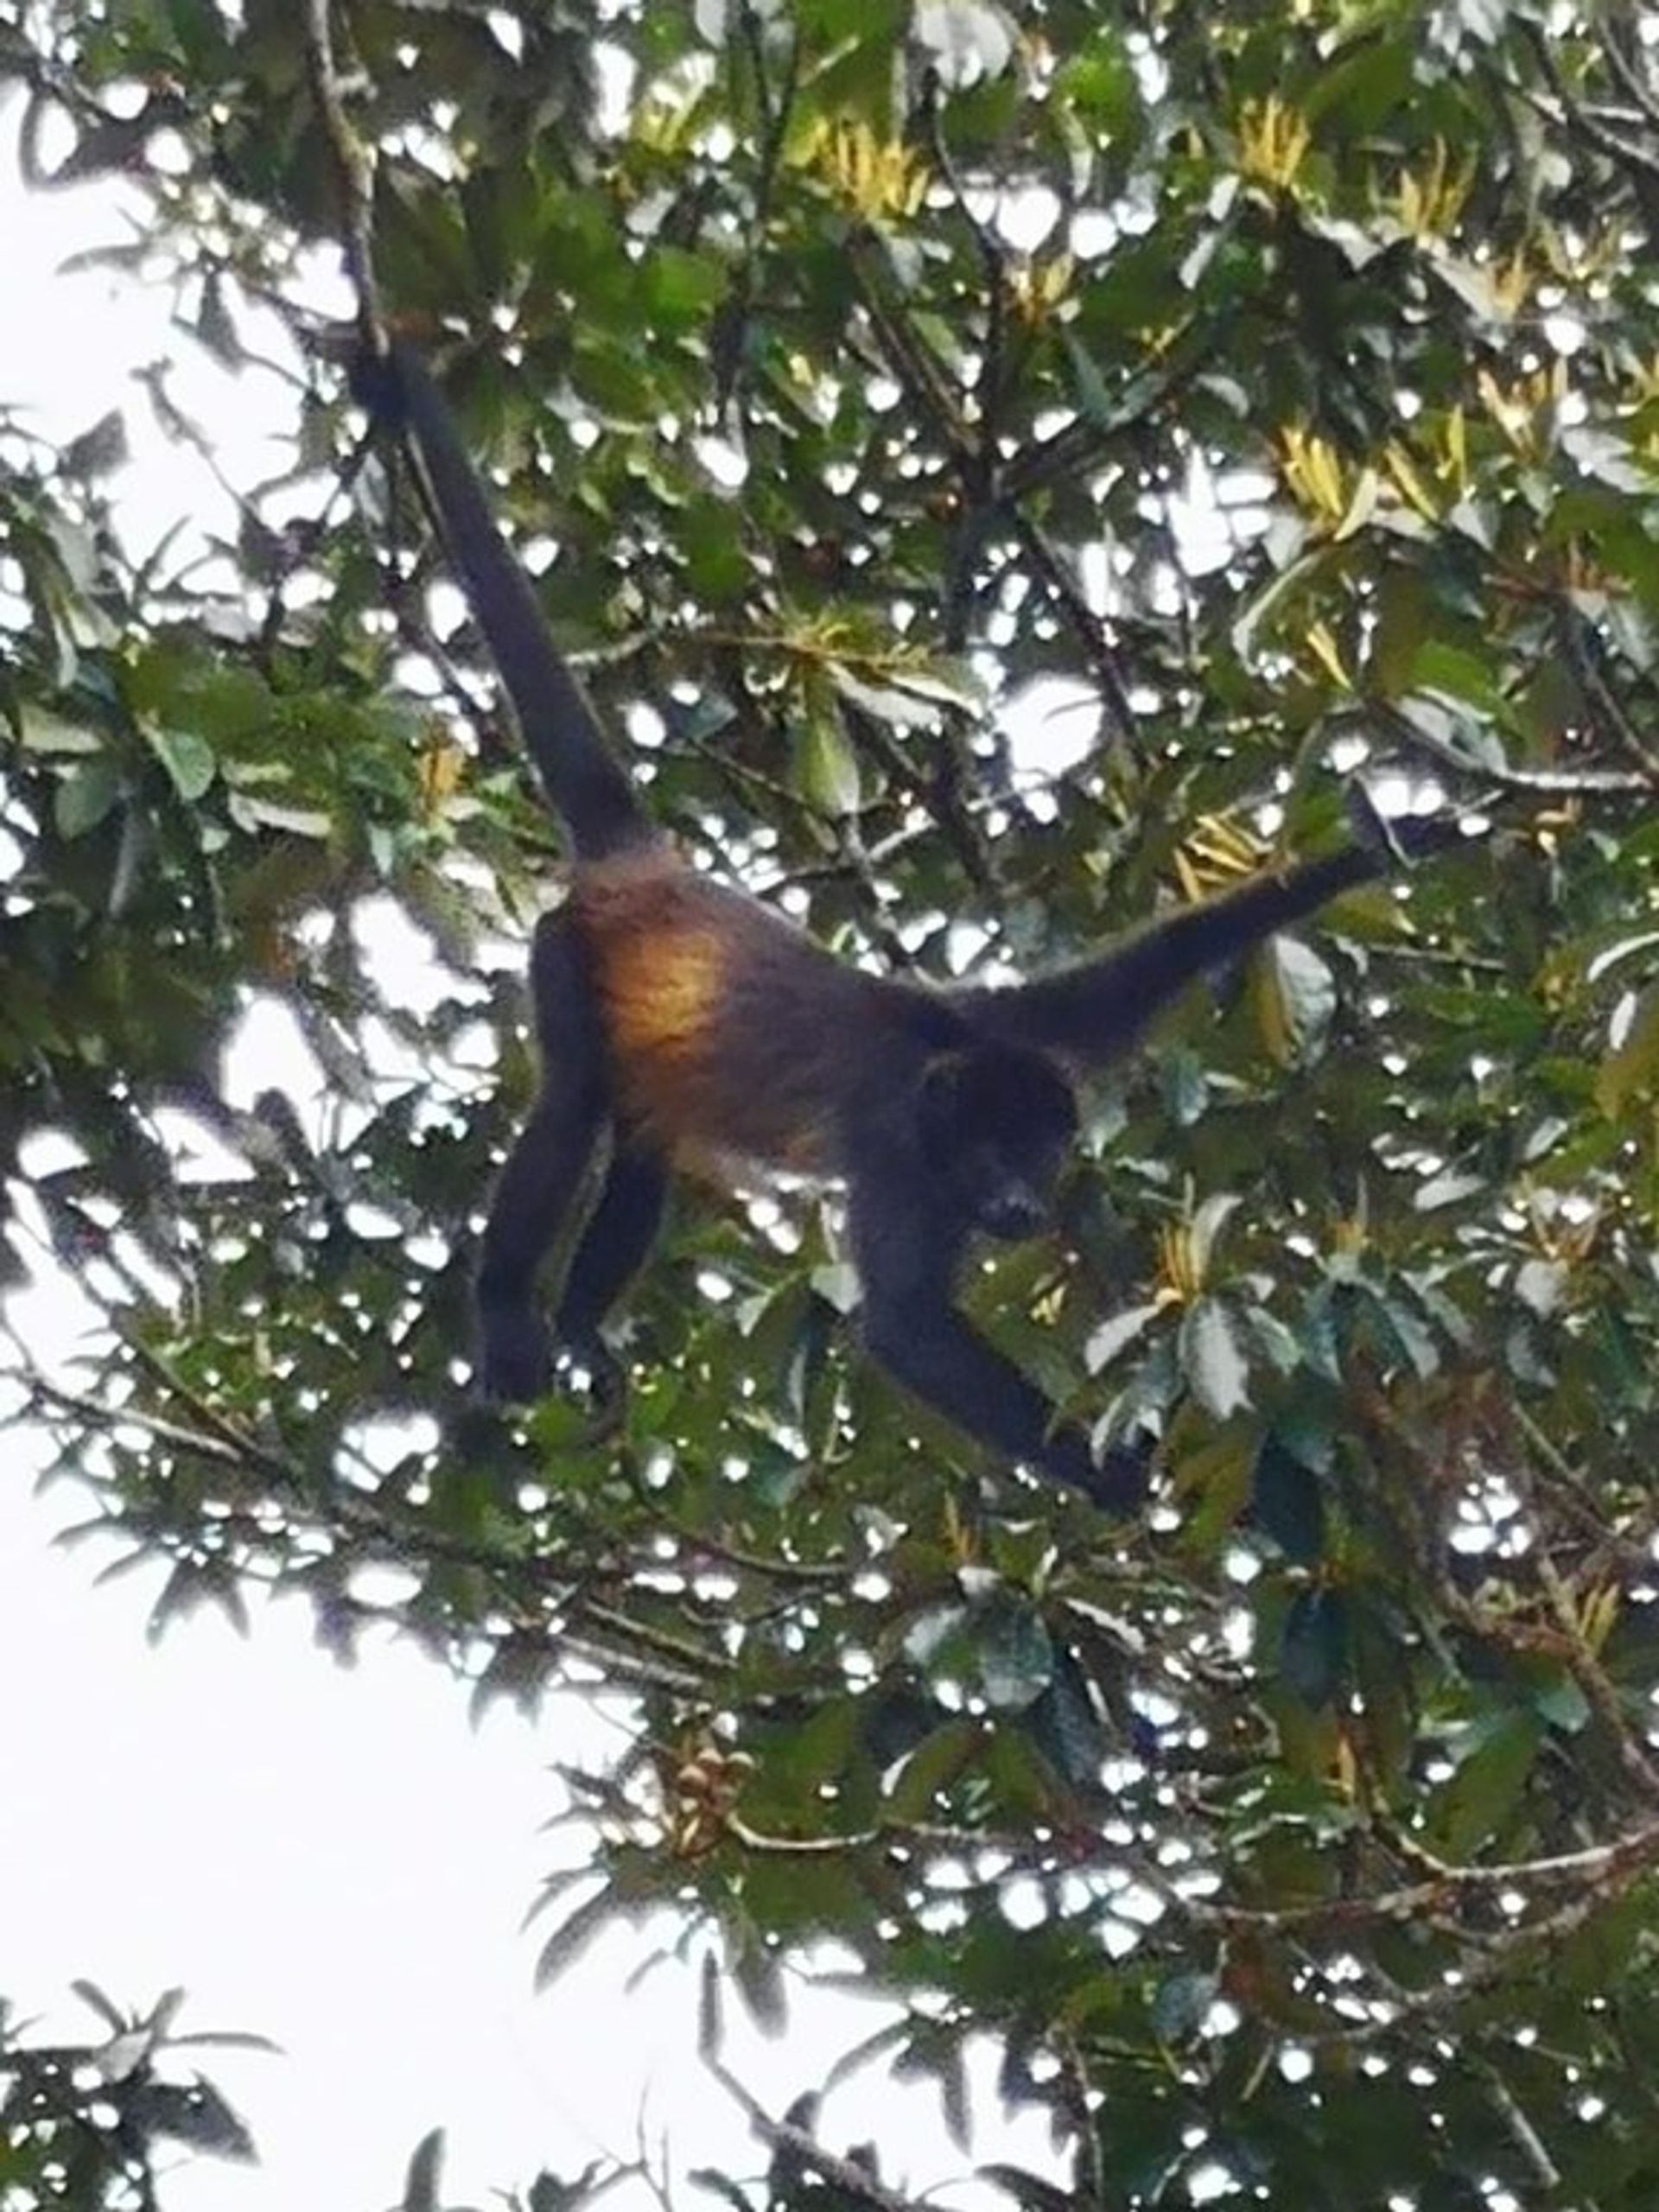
[938,2034,972,2151]
[1084,1298,1161,1372]
[699,1953,724,2059]
[1529,1670,1591,1734]
[792,714,862,817]
[1054,25,1139,137]
[226,793,333,839]
[533,1886,623,1991]
[640,245,728,325]
[62,410,130,479]
[1256,935,1337,1065]
[1180,1297,1252,1419]
[685,2172,755,2212]
[730,1936,788,2035]
[1025,1649,1109,1787]
[827,664,940,731]
[17,702,100,753]
[54,758,121,837]
[1429,1714,1544,1859]
[399,2131,444,2212]
[1598,982,1659,1116]
[1252,1434,1326,1562]
[1152,1969,1218,2044]
[975,1596,1055,1713]
[1411,639,1502,713]
[149,725,217,801]
[1281,1588,1348,1709]
[883,1717,982,1821]
[977,2166,1077,2212]
[1187,1192,1241,1275]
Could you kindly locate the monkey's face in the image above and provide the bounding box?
[919,1046,1079,1242]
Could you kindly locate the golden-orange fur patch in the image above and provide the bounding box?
[603,928,723,1061]
[569,849,726,1068]
[567,843,836,1174]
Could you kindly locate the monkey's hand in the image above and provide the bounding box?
[559,1333,630,1441]
[1090,1433,1155,1516]
[1042,1425,1152,1517]
[477,1303,553,1405]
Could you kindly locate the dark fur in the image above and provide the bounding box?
[365,340,1460,1509]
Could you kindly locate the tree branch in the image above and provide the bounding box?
[703,2057,938,2212]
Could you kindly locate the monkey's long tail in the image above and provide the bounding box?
[365,342,648,861]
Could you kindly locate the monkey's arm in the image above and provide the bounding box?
[474,910,612,1401]
[849,1174,1145,1512]
[964,810,1466,1068]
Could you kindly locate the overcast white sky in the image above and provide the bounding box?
[0,99,1063,2212]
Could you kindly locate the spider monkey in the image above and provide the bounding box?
[359,340,1463,1511]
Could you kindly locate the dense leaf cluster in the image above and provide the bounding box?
[7,0,1659,2203]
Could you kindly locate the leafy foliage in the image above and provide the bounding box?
[0,1986,262,2207]
[7,0,1659,2202]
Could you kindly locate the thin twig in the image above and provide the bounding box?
[1600,18,1659,128]
[1009,506,1137,740]
[302,0,383,343]
[1338,702,1653,798]
[704,2056,938,2212]
[1558,607,1659,785]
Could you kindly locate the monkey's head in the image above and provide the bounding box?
[918,1045,1078,1242]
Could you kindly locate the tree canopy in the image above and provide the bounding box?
[6,0,1659,2204]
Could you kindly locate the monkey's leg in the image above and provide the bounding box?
[474,911,609,1402]
[552,1146,669,1412]
[850,1174,1146,1513]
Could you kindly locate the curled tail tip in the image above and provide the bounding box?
[1342,782,1404,862]
[348,339,407,423]
[349,328,439,427]
[1345,783,1472,870]
[1344,784,1434,871]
